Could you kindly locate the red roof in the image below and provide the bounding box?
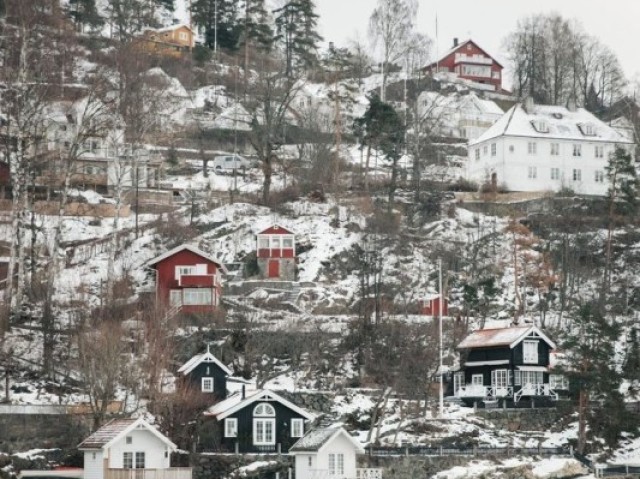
[258,225,294,235]
[457,325,555,350]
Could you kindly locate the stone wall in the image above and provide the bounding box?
[0,414,91,453]
[276,391,335,415]
[257,258,296,282]
[190,453,293,479]
[360,454,480,478]
[475,404,575,432]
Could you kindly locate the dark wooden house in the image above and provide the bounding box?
[177,347,232,399]
[200,389,314,453]
[451,324,568,407]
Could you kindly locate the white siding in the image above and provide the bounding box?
[84,451,104,479]
[107,428,171,470]
[317,434,358,479]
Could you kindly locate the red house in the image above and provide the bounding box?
[421,295,449,317]
[423,38,503,91]
[148,245,226,313]
[256,225,296,280]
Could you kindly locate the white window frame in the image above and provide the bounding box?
[291,418,304,438]
[573,169,582,182]
[475,148,480,160]
[550,143,559,156]
[491,369,508,389]
[123,452,133,469]
[471,374,483,385]
[253,418,276,445]
[523,340,539,364]
[595,170,604,183]
[183,288,213,305]
[175,265,196,280]
[169,290,182,306]
[550,168,560,180]
[573,144,582,157]
[491,143,496,156]
[595,145,604,158]
[224,418,238,437]
[514,370,522,386]
[201,377,214,392]
[282,237,294,248]
[528,142,537,155]
[329,453,344,476]
[258,237,269,249]
[135,452,145,469]
[528,166,537,179]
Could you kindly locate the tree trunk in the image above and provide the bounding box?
[577,388,588,454]
[364,144,372,192]
[262,151,273,205]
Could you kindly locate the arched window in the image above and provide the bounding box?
[253,403,275,417]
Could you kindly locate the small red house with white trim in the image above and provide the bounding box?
[148,245,226,313]
[256,225,296,281]
[423,38,503,91]
[421,295,449,317]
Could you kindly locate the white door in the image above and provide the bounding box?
[491,369,508,397]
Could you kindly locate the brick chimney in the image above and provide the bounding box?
[453,38,459,48]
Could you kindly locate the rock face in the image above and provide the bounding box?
[276,391,335,415]
[476,407,574,432]
[0,414,91,453]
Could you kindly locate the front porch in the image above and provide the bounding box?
[105,468,192,479]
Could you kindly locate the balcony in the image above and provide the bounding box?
[105,468,192,479]
[455,384,558,402]
[454,53,493,65]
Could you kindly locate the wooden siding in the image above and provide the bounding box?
[182,361,228,400]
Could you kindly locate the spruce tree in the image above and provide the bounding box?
[68,0,104,31]
[192,0,241,51]
[624,328,640,385]
[274,0,322,76]
[239,0,272,79]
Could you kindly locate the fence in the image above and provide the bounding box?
[365,445,570,457]
[574,452,640,478]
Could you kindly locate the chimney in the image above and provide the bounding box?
[524,96,534,114]
[567,97,577,112]
[453,38,459,48]
[242,385,246,399]
[328,41,334,52]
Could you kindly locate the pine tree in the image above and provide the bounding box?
[624,328,640,385]
[192,0,241,51]
[68,0,104,31]
[240,0,273,78]
[274,0,322,76]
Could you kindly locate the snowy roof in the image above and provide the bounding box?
[457,325,556,350]
[177,348,232,376]
[290,427,365,454]
[471,103,633,145]
[147,244,227,272]
[257,224,295,235]
[150,23,192,34]
[204,389,314,421]
[78,418,176,450]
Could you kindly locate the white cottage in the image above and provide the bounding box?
[290,427,381,479]
[466,98,634,195]
[78,418,191,479]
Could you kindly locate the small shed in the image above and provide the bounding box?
[78,418,191,479]
[420,294,448,317]
[177,346,232,399]
[256,225,296,280]
[290,427,369,479]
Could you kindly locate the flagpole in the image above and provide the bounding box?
[439,258,444,418]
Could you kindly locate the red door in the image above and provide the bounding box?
[268,260,280,278]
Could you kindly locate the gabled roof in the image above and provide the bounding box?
[290,427,365,454]
[178,349,232,376]
[257,225,295,235]
[204,389,314,421]
[471,103,632,146]
[147,244,227,272]
[456,325,556,350]
[425,39,503,70]
[149,23,193,34]
[78,418,176,451]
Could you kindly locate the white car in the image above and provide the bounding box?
[212,155,252,173]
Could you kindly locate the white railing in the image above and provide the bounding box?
[455,53,493,65]
[106,468,192,479]
[357,468,383,479]
[514,384,559,402]
[455,386,513,399]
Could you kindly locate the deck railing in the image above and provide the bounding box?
[456,384,558,401]
[299,469,383,479]
[356,468,384,479]
[105,468,192,479]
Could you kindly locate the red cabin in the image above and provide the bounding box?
[148,245,225,313]
[423,38,503,91]
[256,225,296,280]
[421,295,449,317]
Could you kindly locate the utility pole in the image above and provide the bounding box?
[438,258,444,418]
[214,0,218,56]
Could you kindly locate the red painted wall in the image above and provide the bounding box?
[425,41,502,89]
[421,297,449,317]
[153,249,221,312]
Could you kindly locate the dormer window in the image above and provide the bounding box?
[531,120,549,133]
[578,123,596,136]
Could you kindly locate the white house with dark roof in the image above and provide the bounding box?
[466,98,634,195]
[201,388,314,453]
[78,418,191,479]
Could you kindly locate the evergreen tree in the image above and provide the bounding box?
[274,0,322,76]
[623,328,640,385]
[68,0,104,31]
[239,0,273,79]
[154,0,174,11]
[192,0,241,51]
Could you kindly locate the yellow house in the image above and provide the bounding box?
[137,24,194,58]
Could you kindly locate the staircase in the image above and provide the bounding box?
[285,283,301,304]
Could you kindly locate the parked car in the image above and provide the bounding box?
[212,155,252,173]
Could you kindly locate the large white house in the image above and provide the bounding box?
[78,418,191,479]
[466,99,634,195]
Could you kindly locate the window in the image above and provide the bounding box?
[532,120,549,133]
[135,452,145,469]
[595,170,604,183]
[475,149,480,160]
[202,377,214,392]
[283,237,293,248]
[169,290,182,306]
[272,237,281,248]
[579,123,595,136]
[291,418,304,437]
[595,145,604,158]
[573,169,582,182]
[329,454,344,476]
[224,418,238,437]
[509,145,515,153]
[491,143,496,156]
[308,457,313,467]
[254,403,276,416]
[123,452,133,469]
[183,288,212,305]
[179,31,188,41]
[253,419,275,445]
[528,166,537,179]
[491,369,508,389]
[550,374,569,390]
[492,71,501,79]
[550,143,560,156]
[126,436,132,445]
[483,145,488,156]
[175,265,196,280]
[550,168,560,180]
[471,374,483,385]
[258,237,269,249]
[521,370,543,386]
[523,340,538,364]
[573,144,582,157]
[514,370,522,386]
[527,142,537,155]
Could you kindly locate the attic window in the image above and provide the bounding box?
[531,120,549,133]
[254,403,275,417]
[578,123,596,136]
[126,436,132,444]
